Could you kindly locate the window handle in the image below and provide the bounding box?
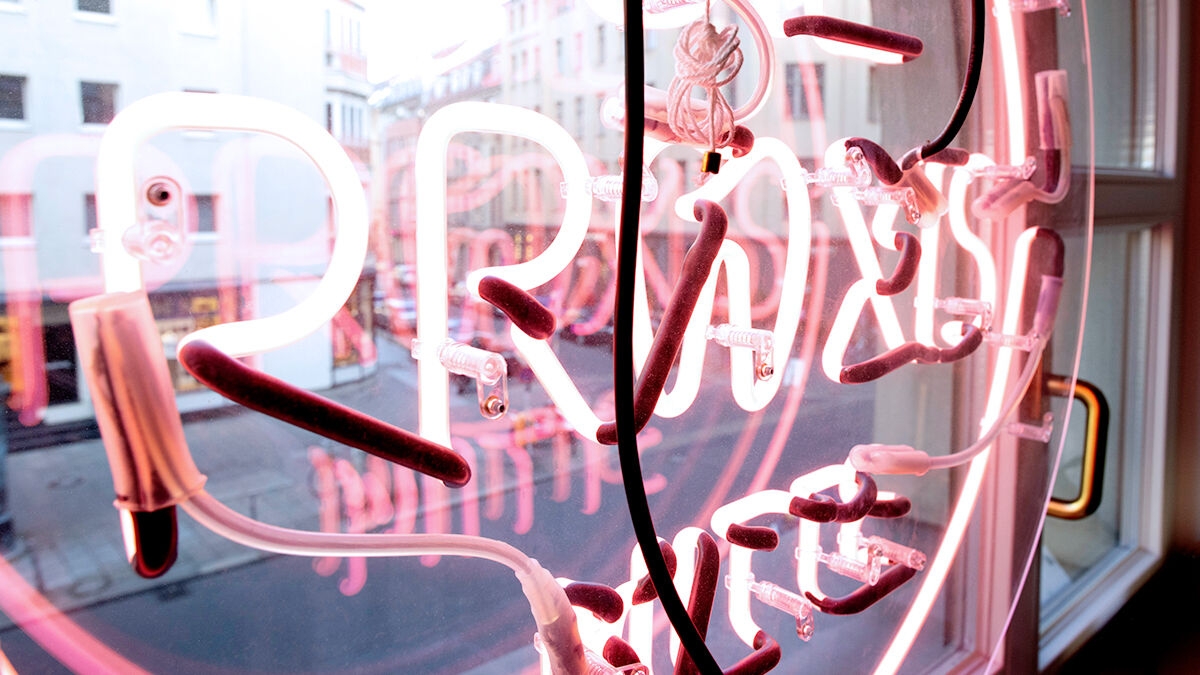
[1046,375,1110,520]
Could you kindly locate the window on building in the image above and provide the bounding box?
[77,0,110,13]
[84,193,97,234]
[784,62,824,120]
[0,75,25,120]
[574,95,584,136]
[193,194,215,233]
[555,37,565,75]
[867,66,882,124]
[43,321,80,405]
[554,99,563,125]
[596,93,606,137]
[595,24,605,66]
[80,81,117,124]
[325,102,333,133]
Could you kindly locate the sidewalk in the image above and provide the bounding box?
[0,333,617,633]
[0,337,425,631]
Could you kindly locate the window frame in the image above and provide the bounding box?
[79,80,118,126]
[1034,0,1185,669]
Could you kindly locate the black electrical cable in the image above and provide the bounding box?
[915,0,985,162]
[615,1,723,673]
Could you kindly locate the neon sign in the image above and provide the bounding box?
[1,0,1091,672]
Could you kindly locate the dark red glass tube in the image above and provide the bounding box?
[178,340,471,487]
[806,564,918,615]
[783,15,924,63]
[564,582,624,624]
[789,472,878,524]
[876,232,921,296]
[479,275,557,340]
[674,532,721,675]
[596,200,728,445]
[632,540,678,605]
[726,523,780,552]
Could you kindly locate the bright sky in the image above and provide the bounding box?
[365,0,507,83]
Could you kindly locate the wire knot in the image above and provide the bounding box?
[666,18,743,152]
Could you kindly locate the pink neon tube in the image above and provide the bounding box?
[875,225,1050,674]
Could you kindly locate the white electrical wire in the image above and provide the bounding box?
[927,334,1046,469]
[181,491,586,674]
[850,333,1048,475]
[666,7,743,151]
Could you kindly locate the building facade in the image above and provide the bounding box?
[0,0,375,435]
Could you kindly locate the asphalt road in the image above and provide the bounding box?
[0,334,899,674]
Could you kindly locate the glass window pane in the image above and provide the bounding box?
[0,75,25,120]
[80,81,117,124]
[1060,1,1158,171]
[1041,224,1156,610]
[0,1,1098,673]
[77,0,111,14]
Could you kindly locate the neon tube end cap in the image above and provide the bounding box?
[849,444,930,476]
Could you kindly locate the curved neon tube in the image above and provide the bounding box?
[789,465,860,600]
[667,137,812,413]
[849,334,1048,475]
[972,93,1072,218]
[822,139,908,382]
[875,225,1047,674]
[415,101,590,447]
[943,155,1000,344]
[97,92,367,358]
[504,137,811,441]
[710,490,795,647]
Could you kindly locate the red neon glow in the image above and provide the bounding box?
[16,0,1089,665]
[0,555,150,674]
